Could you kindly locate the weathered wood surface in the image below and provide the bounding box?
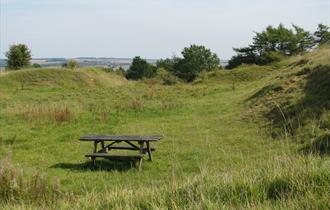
[107,145,155,151]
[79,135,162,142]
[85,153,144,159]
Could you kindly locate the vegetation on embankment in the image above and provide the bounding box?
[0,46,329,209]
[245,45,330,154]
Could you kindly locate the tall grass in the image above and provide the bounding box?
[47,154,329,209]
[0,153,61,205]
[20,104,73,124]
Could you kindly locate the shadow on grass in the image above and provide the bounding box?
[248,65,330,142]
[300,134,330,156]
[50,159,138,172]
[246,84,284,103]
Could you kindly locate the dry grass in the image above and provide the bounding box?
[0,153,61,205]
[20,104,73,124]
[129,97,144,110]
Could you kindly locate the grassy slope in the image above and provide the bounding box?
[0,47,329,209]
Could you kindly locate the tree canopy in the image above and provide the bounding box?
[227,24,329,69]
[156,45,220,82]
[174,45,220,82]
[314,24,330,45]
[125,56,156,80]
[5,44,32,70]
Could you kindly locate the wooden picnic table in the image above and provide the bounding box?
[79,135,162,170]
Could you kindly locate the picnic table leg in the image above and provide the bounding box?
[92,141,98,166]
[93,141,98,153]
[139,141,145,154]
[101,141,106,153]
[137,141,145,170]
[146,142,152,161]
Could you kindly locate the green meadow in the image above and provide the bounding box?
[0,46,329,209]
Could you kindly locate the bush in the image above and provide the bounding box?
[156,58,178,72]
[62,59,79,70]
[114,67,126,77]
[257,51,285,65]
[101,67,114,73]
[126,56,156,80]
[31,63,42,68]
[155,68,179,85]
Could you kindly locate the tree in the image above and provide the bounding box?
[125,56,156,80]
[226,47,258,69]
[62,59,79,69]
[292,25,315,53]
[314,24,330,45]
[227,24,317,69]
[5,44,32,70]
[156,58,177,72]
[173,45,220,82]
[32,63,41,68]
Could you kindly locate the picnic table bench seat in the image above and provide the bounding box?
[85,153,144,159]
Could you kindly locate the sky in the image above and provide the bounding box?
[0,0,329,59]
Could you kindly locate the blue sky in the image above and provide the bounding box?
[0,0,329,59]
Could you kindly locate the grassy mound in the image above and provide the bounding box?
[0,67,128,90]
[246,45,330,155]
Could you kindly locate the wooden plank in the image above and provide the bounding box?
[79,135,162,142]
[124,141,140,150]
[106,146,155,151]
[85,153,144,159]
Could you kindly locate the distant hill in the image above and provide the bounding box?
[0,57,228,70]
[0,59,5,70]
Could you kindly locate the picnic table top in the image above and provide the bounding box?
[79,134,163,142]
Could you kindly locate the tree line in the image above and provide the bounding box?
[126,44,220,82]
[4,23,330,83]
[226,24,330,69]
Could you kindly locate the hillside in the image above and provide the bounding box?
[0,47,329,209]
[247,46,330,153]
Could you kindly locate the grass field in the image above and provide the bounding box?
[0,46,329,209]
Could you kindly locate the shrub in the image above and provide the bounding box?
[102,67,114,73]
[156,58,178,72]
[31,63,42,68]
[126,56,156,80]
[62,59,79,70]
[257,51,285,65]
[155,68,179,85]
[114,67,126,77]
